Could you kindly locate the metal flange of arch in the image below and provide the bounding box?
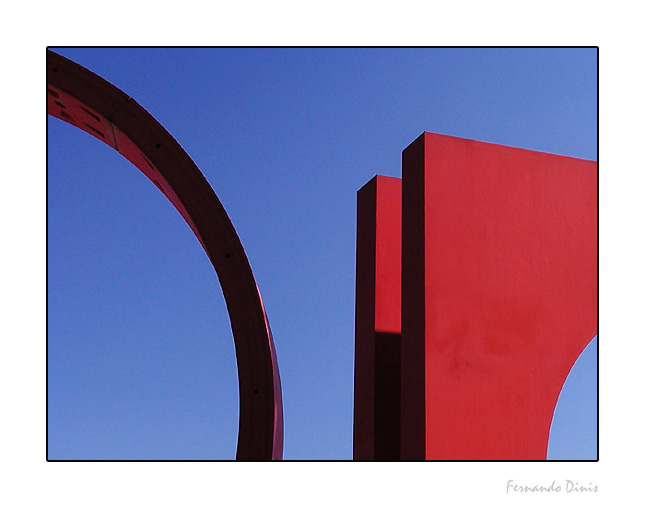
[47,50,283,460]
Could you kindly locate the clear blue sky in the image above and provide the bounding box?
[47,47,597,460]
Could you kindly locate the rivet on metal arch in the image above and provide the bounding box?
[47,50,283,461]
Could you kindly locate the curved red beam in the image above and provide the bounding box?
[47,50,283,460]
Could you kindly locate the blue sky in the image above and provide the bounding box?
[47,47,597,460]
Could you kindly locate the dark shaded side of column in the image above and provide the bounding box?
[400,134,427,460]
[374,332,401,460]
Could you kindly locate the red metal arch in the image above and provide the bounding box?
[47,50,283,460]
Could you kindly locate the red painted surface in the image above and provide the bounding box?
[47,50,283,460]
[354,176,402,460]
[356,132,597,460]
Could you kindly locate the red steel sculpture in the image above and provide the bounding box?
[47,50,283,460]
[355,132,597,460]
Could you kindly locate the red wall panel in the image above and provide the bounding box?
[401,133,597,460]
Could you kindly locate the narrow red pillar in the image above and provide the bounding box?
[400,133,597,460]
[354,176,402,460]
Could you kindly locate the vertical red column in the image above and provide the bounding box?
[400,133,597,460]
[354,176,402,460]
